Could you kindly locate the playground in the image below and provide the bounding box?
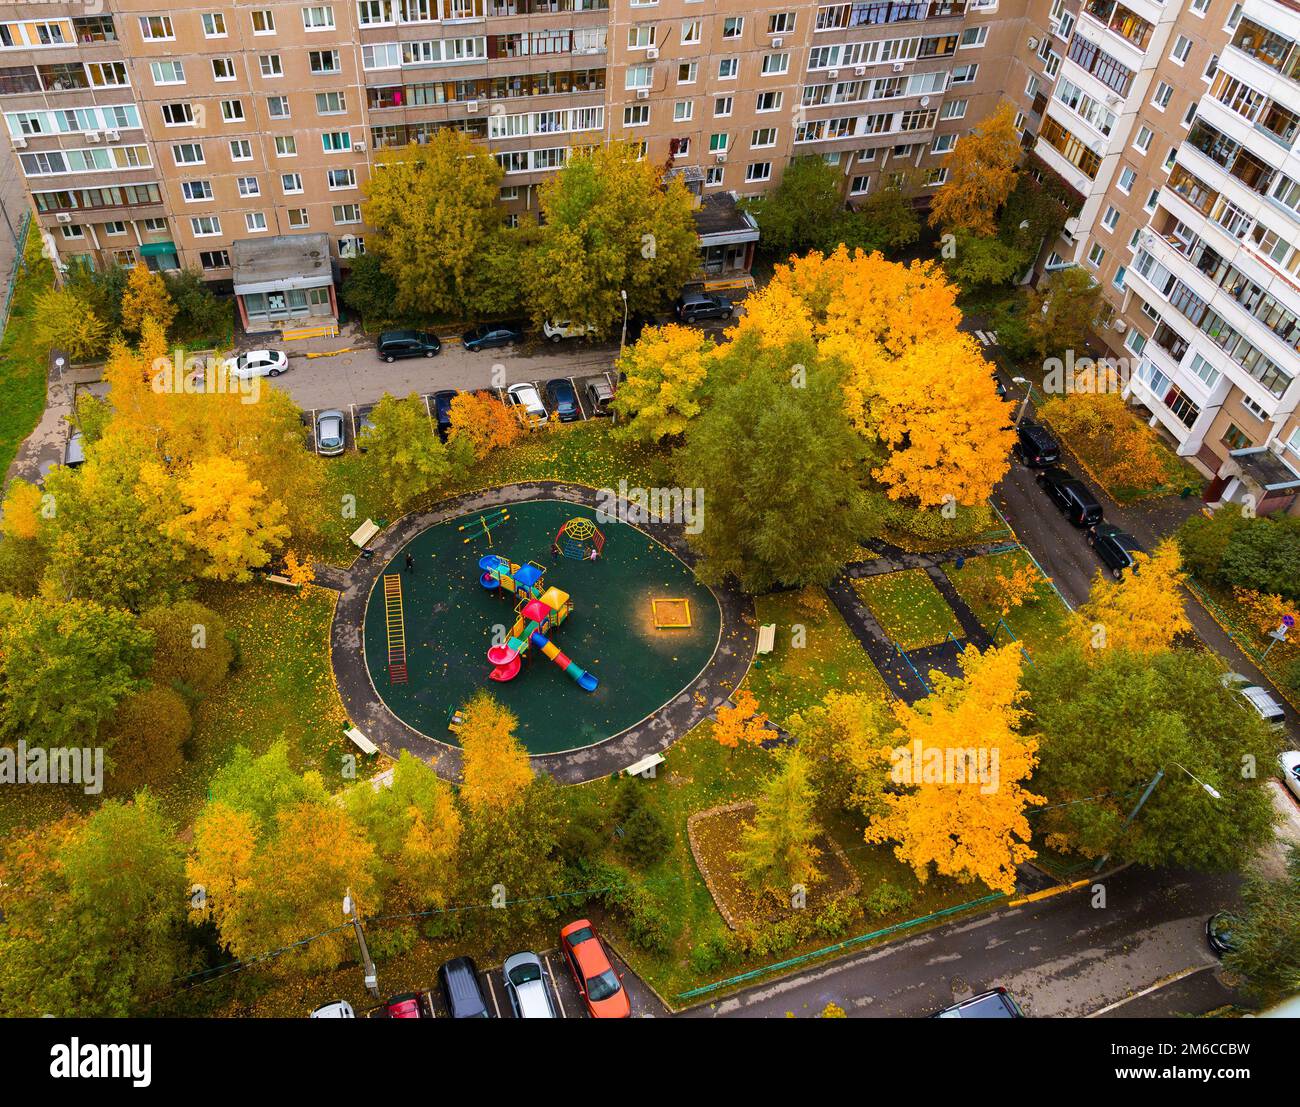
[360,498,723,755]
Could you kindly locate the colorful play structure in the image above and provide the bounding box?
[554,516,605,560]
[459,507,510,547]
[382,574,408,684]
[478,553,599,692]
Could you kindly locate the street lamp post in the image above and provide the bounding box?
[1011,376,1035,425]
[619,288,629,354]
[343,889,380,998]
[1093,762,1221,873]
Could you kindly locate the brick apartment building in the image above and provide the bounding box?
[2,1,1299,503]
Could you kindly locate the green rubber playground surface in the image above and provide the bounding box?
[362,499,722,754]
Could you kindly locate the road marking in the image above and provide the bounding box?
[1085,964,1213,1017]
[569,376,587,420]
[543,952,568,1018]
[484,970,502,1018]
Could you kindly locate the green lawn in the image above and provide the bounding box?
[854,570,963,650]
[946,549,1073,661]
[0,236,54,482]
[742,586,887,726]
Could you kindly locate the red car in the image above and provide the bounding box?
[384,992,424,1019]
[560,920,630,1019]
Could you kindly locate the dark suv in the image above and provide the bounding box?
[1087,523,1144,578]
[1014,419,1061,467]
[1036,466,1104,527]
[674,292,732,323]
[377,330,441,362]
[438,957,491,1018]
[933,987,1025,1018]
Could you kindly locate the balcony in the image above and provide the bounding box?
[1083,0,1153,52]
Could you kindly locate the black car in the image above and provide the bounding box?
[1014,419,1061,467]
[932,987,1025,1018]
[674,292,732,323]
[438,956,492,1018]
[377,329,441,362]
[1206,912,1240,957]
[1036,466,1104,527]
[545,377,580,422]
[462,321,525,351]
[1087,523,1144,579]
[432,388,458,440]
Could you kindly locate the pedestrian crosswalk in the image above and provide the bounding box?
[973,330,1000,347]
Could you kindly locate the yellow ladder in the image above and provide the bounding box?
[383,574,407,684]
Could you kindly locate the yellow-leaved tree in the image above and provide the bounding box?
[447,390,525,460]
[611,324,716,443]
[457,690,533,812]
[121,260,176,338]
[710,687,770,753]
[167,456,290,581]
[927,100,1022,236]
[1075,539,1191,655]
[864,643,1043,894]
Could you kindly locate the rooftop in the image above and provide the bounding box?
[1230,446,1300,492]
[231,233,333,295]
[693,193,760,245]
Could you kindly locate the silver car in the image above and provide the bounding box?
[503,951,556,1019]
[316,409,346,456]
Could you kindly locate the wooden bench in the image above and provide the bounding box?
[350,518,380,549]
[265,573,302,588]
[624,752,666,778]
[345,726,379,756]
[756,623,777,656]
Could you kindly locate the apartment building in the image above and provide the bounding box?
[1026,0,1300,511]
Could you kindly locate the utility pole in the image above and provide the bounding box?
[343,889,379,998]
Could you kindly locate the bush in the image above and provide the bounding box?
[1220,516,1300,601]
[688,931,745,976]
[164,269,232,345]
[619,805,673,869]
[103,686,192,792]
[341,253,400,324]
[366,923,419,962]
[863,881,915,919]
[1177,507,1252,583]
[141,600,235,699]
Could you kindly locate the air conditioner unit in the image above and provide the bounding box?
[352,141,366,152]
[1027,36,1038,50]
[1113,318,1127,333]
[828,68,839,78]
[466,100,480,112]
[715,151,726,163]
[637,88,649,99]
[854,65,866,76]
[646,47,659,59]
[772,37,783,48]
[104,129,121,142]
[11,136,26,149]
[892,62,905,73]
[84,131,101,143]
[55,212,73,223]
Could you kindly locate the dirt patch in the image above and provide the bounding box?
[687,800,860,930]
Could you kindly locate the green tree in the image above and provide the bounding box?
[1176,504,1253,583]
[675,335,870,592]
[102,685,192,793]
[1026,647,1281,870]
[1224,846,1300,1004]
[207,740,330,831]
[359,392,467,505]
[787,691,893,818]
[1026,265,1107,361]
[1221,515,1300,601]
[845,181,921,256]
[140,600,235,699]
[64,257,127,332]
[164,268,231,343]
[32,287,108,360]
[340,252,400,322]
[525,141,698,337]
[0,796,191,1016]
[731,749,823,901]
[944,228,1027,289]
[362,130,505,318]
[72,391,114,445]
[0,594,153,747]
[743,156,850,259]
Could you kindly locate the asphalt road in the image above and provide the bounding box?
[682,867,1241,1019]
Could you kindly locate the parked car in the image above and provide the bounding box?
[545,377,580,422]
[438,956,491,1019]
[1279,750,1300,803]
[932,987,1025,1018]
[224,349,288,379]
[64,430,86,468]
[384,992,425,1019]
[378,329,441,362]
[1036,466,1103,527]
[506,382,548,426]
[560,919,630,1019]
[463,321,524,351]
[1206,911,1241,957]
[309,1001,355,1018]
[315,409,346,456]
[674,292,732,323]
[503,951,557,1019]
[1013,419,1061,467]
[543,319,597,343]
[432,389,459,440]
[584,376,615,416]
[1087,524,1144,579]
[1221,672,1286,730]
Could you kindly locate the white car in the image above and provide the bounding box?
[224,349,289,379]
[502,952,556,1019]
[308,1001,355,1018]
[1280,751,1300,803]
[543,319,597,343]
[506,382,548,426]
[1221,672,1287,730]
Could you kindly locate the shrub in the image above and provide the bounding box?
[863,881,915,919]
[619,805,673,869]
[103,686,192,792]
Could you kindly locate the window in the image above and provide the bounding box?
[288,208,310,228]
[941,99,967,120]
[850,176,870,194]
[327,167,356,189]
[251,10,276,34]
[719,57,738,79]
[202,13,228,37]
[246,211,268,232]
[1152,81,1173,110]
[933,133,956,154]
[220,100,245,123]
[60,224,84,239]
[628,25,655,49]
[1144,189,1159,213]
[682,20,702,44]
[951,64,978,84]
[723,17,743,39]
[1113,265,1127,289]
[230,139,253,161]
[357,0,394,23]
[303,5,336,30]
[677,62,698,84]
[260,54,283,78]
[1241,395,1268,420]
[172,142,203,165]
[181,179,213,202]
[212,57,236,81]
[1118,166,1137,193]
[310,50,341,75]
[674,100,693,122]
[706,166,725,187]
[275,135,297,157]
[143,219,168,233]
[1134,125,1153,153]
[768,12,795,34]
[623,104,649,126]
[626,65,651,90]
[103,222,126,236]
[715,96,733,117]
[1188,353,1221,390]
[960,27,987,48]
[1203,54,1219,81]
[924,167,948,186]
[268,96,290,119]
[1222,424,1250,450]
[151,61,185,86]
[190,215,221,237]
[751,127,776,147]
[282,172,304,193]
[756,91,782,112]
[745,161,771,182]
[676,137,691,156]
[237,176,261,198]
[322,131,352,152]
[161,102,193,127]
[138,15,175,41]
[762,53,789,76]
[1102,205,1120,232]
[709,132,728,152]
[333,203,362,223]
[1170,35,1192,64]
[1087,243,1106,268]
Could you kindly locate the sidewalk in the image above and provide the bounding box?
[4,354,103,486]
